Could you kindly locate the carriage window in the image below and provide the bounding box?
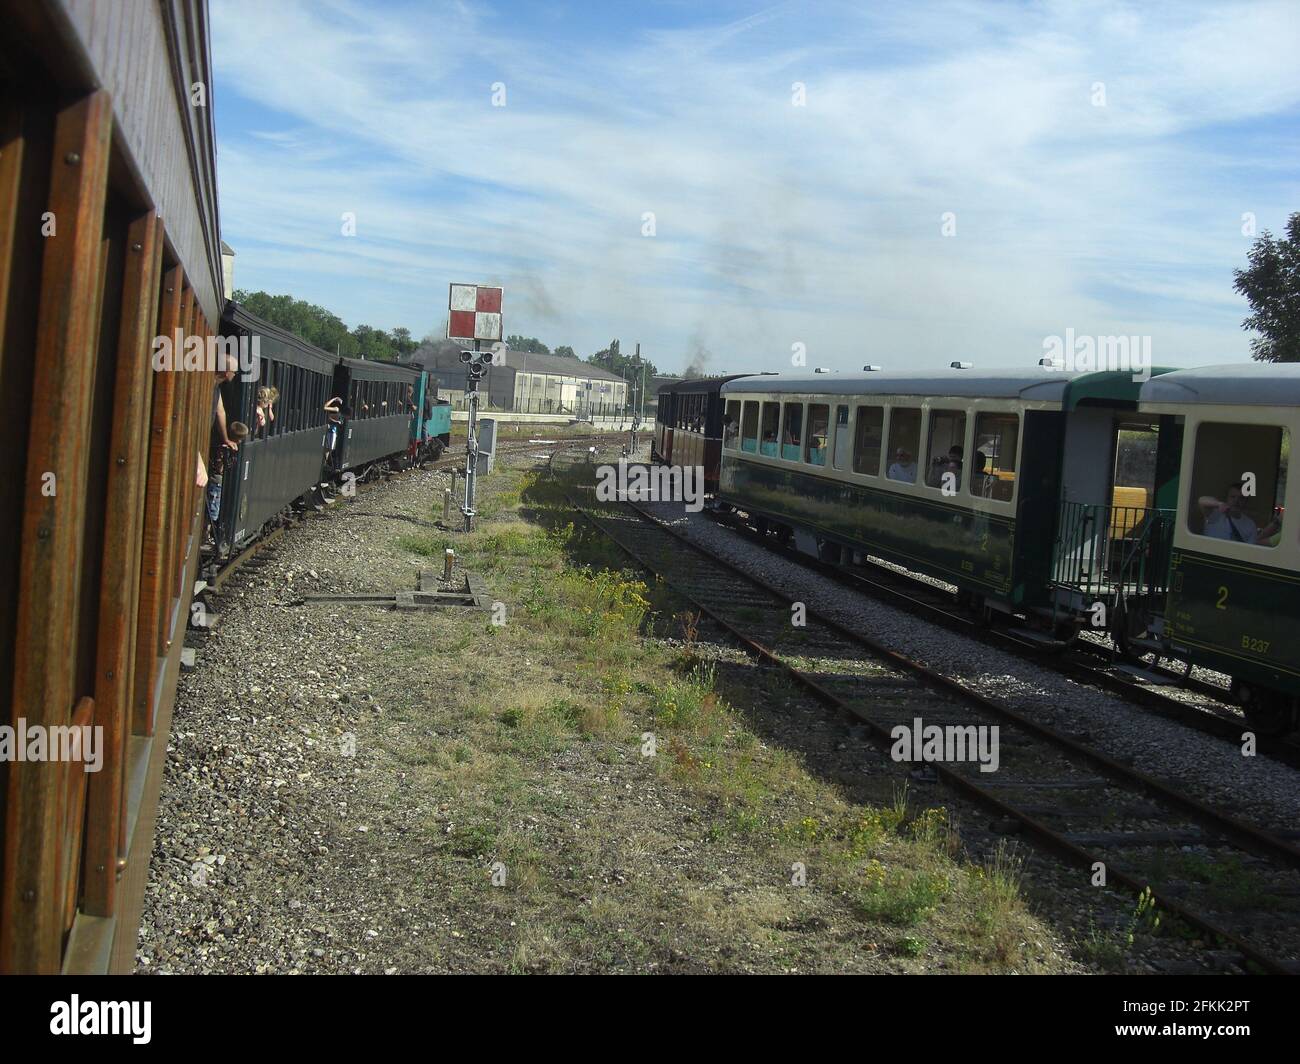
[805,404,829,466]
[925,409,967,493]
[1187,422,1288,548]
[886,407,921,483]
[760,402,780,457]
[972,413,1018,502]
[724,400,740,448]
[854,406,883,476]
[740,400,759,453]
[832,405,851,470]
[781,403,803,461]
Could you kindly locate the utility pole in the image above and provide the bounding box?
[628,342,643,457]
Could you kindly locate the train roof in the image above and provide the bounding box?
[338,356,421,382]
[659,374,755,394]
[1139,362,1300,407]
[223,302,339,373]
[720,368,1164,406]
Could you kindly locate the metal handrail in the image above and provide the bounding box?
[1052,500,1174,602]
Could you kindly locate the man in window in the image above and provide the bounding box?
[888,447,917,482]
[1198,482,1281,544]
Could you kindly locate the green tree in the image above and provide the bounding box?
[1234,212,1300,362]
[505,335,551,354]
[552,345,577,359]
[352,324,398,361]
[389,326,417,358]
[587,339,659,380]
[234,289,358,356]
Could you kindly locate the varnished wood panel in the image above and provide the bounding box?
[0,98,21,361]
[0,90,112,975]
[57,0,222,324]
[131,265,182,738]
[83,210,161,917]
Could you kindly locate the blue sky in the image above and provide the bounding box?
[210,0,1300,375]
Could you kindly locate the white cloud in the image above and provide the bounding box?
[211,0,1300,372]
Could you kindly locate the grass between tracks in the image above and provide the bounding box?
[379,461,1080,973]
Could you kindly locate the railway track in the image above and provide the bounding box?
[709,508,1300,768]
[200,434,612,592]
[566,483,1300,974]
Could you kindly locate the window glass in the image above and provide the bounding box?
[806,404,829,466]
[854,406,883,476]
[760,402,780,457]
[724,399,740,448]
[885,407,921,483]
[971,413,1018,502]
[781,402,803,461]
[832,405,851,470]
[740,400,759,453]
[1188,422,1288,548]
[925,409,967,493]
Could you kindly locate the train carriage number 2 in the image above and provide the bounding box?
[1216,585,1228,610]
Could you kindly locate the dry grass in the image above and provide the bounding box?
[348,461,1080,972]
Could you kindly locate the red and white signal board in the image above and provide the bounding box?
[448,284,503,342]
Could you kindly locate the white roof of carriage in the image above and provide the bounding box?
[1139,362,1300,407]
[721,367,1105,402]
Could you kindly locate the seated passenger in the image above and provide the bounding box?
[1198,482,1281,544]
[970,449,993,497]
[887,447,917,482]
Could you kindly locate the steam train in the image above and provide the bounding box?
[656,364,1300,734]
[212,304,451,561]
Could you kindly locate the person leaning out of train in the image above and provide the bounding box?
[206,420,249,531]
[324,397,343,454]
[888,447,917,483]
[255,387,272,437]
[212,354,240,452]
[1198,482,1281,544]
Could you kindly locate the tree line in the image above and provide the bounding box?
[231,290,665,379]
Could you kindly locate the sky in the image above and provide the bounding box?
[210,0,1300,376]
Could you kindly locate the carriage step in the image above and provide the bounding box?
[1112,663,1176,685]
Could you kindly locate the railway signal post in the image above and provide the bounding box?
[447,283,504,533]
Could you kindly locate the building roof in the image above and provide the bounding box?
[501,349,626,382]
[407,342,627,384]
[1140,362,1300,407]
